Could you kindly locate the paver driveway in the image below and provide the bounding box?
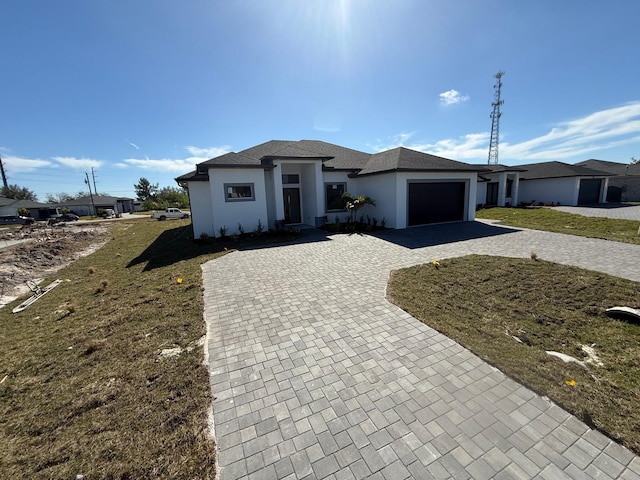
[202,222,640,479]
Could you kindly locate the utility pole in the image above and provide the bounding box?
[85,172,97,216]
[0,156,8,189]
[487,71,505,165]
[91,167,98,195]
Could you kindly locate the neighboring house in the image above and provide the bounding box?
[575,159,640,202]
[176,140,488,238]
[476,165,524,208]
[0,197,56,220]
[515,161,612,206]
[54,195,134,216]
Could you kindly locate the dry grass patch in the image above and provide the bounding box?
[387,255,640,454]
[0,220,236,478]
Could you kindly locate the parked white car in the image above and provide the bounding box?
[150,208,190,221]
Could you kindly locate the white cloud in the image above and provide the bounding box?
[439,89,470,106]
[2,155,54,172]
[53,156,103,169]
[127,141,140,150]
[379,102,640,162]
[124,158,198,172]
[114,163,129,169]
[124,145,232,173]
[185,145,231,158]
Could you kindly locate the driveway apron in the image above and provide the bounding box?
[202,222,640,479]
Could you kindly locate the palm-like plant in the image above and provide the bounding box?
[341,192,375,224]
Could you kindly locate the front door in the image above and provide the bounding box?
[283,188,301,224]
[486,182,499,206]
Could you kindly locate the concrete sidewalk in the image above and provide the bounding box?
[203,222,640,479]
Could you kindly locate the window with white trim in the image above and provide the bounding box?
[224,183,255,202]
[325,183,346,211]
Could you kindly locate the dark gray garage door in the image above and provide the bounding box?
[408,182,466,226]
[578,179,602,205]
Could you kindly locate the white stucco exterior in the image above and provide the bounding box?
[209,168,269,237]
[519,176,608,206]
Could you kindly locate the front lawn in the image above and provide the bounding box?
[387,255,640,454]
[476,207,640,245]
[0,220,231,478]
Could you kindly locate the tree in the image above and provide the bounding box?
[1,184,37,201]
[134,177,158,201]
[341,192,375,223]
[155,186,189,209]
[46,192,77,203]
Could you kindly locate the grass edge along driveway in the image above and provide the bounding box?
[476,207,640,245]
[387,254,640,455]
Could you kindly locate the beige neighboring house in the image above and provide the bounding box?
[575,159,640,202]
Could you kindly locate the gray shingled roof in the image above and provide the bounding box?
[355,147,489,177]
[177,140,486,182]
[0,197,48,208]
[575,159,640,176]
[517,161,612,180]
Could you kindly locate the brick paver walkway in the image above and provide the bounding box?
[202,222,640,479]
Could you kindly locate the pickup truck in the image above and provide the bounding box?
[150,208,190,221]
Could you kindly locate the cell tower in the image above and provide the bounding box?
[487,71,505,165]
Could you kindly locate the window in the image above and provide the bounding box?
[325,183,346,211]
[224,183,255,202]
[282,174,300,184]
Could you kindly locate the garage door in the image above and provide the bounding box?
[408,182,466,226]
[578,179,602,205]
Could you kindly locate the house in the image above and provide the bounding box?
[476,165,524,207]
[575,159,640,202]
[515,161,612,206]
[53,195,135,216]
[0,197,57,220]
[176,140,488,238]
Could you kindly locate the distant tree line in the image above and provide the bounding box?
[1,184,37,201]
[134,177,189,210]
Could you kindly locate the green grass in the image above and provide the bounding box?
[0,220,247,478]
[387,255,640,454]
[476,207,640,245]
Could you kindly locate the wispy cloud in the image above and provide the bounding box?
[124,145,232,172]
[127,141,140,150]
[439,89,470,106]
[124,158,198,172]
[376,103,640,162]
[52,157,103,169]
[185,145,231,158]
[1,155,54,172]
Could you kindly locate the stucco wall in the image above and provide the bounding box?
[519,177,579,206]
[209,168,268,236]
[350,174,397,228]
[188,181,214,239]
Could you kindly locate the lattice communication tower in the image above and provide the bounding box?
[487,71,505,165]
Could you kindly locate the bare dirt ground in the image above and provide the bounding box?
[0,223,112,309]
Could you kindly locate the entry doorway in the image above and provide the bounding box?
[486,182,499,206]
[283,188,301,224]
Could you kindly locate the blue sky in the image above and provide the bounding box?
[2,0,639,201]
